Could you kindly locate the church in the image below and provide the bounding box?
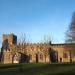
[1,33,75,64]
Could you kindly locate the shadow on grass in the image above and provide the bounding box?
[0,63,75,75]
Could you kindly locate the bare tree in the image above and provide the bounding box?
[17,33,32,63]
[40,35,52,63]
[66,11,75,43]
[17,33,27,45]
[17,33,28,55]
[65,11,75,62]
[41,35,52,44]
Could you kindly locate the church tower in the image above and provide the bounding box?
[1,33,17,64]
[2,34,17,47]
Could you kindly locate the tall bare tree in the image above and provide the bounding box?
[40,35,52,44]
[65,11,75,62]
[17,33,26,45]
[17,33,32,63]
[66,11,75,43]
[40,35,52,62]
[17,33,28,55]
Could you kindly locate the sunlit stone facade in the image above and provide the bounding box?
[1,34,75,64]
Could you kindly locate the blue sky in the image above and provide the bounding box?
[0,0,75,47]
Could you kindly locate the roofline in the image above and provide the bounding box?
[51,43,75,45]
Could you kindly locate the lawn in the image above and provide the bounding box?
[0,63,75,75]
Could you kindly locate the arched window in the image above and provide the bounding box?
[63,53,68,58]
[40,54,43,60]
[13,54,19,63]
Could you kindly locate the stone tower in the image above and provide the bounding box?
[2,34,17,47]
[1,34,17,64]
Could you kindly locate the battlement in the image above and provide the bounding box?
[2,33,17,47]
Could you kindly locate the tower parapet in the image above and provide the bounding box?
[2,33,17,47]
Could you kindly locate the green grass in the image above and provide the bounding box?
[0,63,75,75]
